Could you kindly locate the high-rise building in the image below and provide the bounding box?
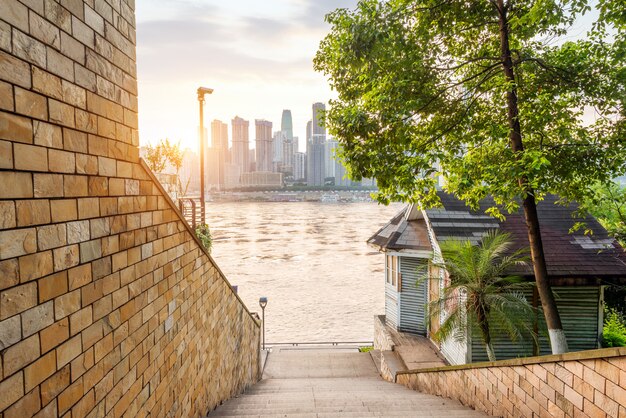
[306,120,312,142]
[231,116,249,183]
[312,102,326,136]
[293,136,299,154]
[208,120,228,190]
[255,119,273,172]
[307,135,326,186]
[325,139,338,178]
[281,110,293,141]
[293,152,306,182]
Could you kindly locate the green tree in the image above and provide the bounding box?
[581,182,626,246]
[144,143,166,173]
[315,0,625,354]
[423,231,535,362]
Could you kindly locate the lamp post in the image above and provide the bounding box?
[197,87,213,225]
[259,297,268,350]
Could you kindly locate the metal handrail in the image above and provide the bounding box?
[265,341,373,347]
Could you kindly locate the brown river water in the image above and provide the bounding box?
[205,201,402,343]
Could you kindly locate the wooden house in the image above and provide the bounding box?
[368,193,626,365]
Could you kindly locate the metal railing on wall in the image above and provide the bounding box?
[178,197,202,229]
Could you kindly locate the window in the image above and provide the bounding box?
[386,255,399,288]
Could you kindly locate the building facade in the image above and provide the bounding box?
[255,119,273,172]
[231,116,250,183]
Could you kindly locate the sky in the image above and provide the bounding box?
[135,0,359,152]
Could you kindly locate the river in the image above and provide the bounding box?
[205,201,402,343]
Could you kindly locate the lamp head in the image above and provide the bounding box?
[259,297,268,309]
[197,87,214,96]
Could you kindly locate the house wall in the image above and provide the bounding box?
[470,286,601,363]
[0,1,260,417]
[397,347,626,418]
[384,256,399,328]
[398,257,428,334]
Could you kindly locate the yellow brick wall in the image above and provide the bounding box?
[0,1,261,417]
[397,347,626,418]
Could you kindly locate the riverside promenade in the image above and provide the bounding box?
[208,348,489,417]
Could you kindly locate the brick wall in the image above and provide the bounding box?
[0,1,261,417]
[397,347,626,418]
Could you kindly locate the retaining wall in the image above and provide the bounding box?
[397,347,626,418]
[0,1,260,416]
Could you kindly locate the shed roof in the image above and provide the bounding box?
[369,192,626,281]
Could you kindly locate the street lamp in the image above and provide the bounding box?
[197,87,214,225]
[259,297,268,350]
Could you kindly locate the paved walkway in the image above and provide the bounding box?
[207,348,490,417]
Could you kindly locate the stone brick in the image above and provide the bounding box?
[24,349,56,392]
[0,281,37,320]
[78,198,100,219]
[38,223,67,251]
[13,28,47,67]
[3,333,39,377]
[49,149,76,173]
[56,334,82,368]
[58,376,83,414]
[61,31,85,64]
[99,156,116,176]
[47,47,74,81]
[72,14,95,48]
[75,108,98,134]
[62,79,87,108]
[54,289,81,320]
[0,50,31,89]
[53,244,80,271]
[15,87,48,120]
[44,0,72,33]
[89,176,109,196]
[80,239,102,263]
[63,128,88,153]
[19,251,54,282]
[67,220,90,244]
[40,317,69,353]
[39,271,68,302]
[0,200,16,229]
[0,371,24,412]
[49,99,75,128]
[16,199,51,227]
[0,20,10,53]
[51,199,78,223]
[32,66,63,100]
[14,143,49,171]
[34,400,56,418]
[64,175,89,197]
[0,258,19,290]
[22,300,54,337]
[68,265,91,291]
[70,306,92,336]
[41,365,70,406]
[29,10,61,50]
[90,217,110,239]
[4,386,40,418]
[0,138,13,168]
[0,227,37,259]
[0,0,29,32]
[34,121,63,148]
[76,153,99,175]
[0,314,21,350]
[34,173,64,198]
[0,110,33,143]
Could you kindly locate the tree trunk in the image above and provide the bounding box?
[477,307,497,362]
[495,0,568,354]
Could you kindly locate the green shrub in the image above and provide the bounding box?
[358,346,374,353]
[602,309,626,348]
[195,224,212,253]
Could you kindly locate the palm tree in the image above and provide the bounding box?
[423,230,536,362]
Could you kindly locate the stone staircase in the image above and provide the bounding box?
[207,349,490,417]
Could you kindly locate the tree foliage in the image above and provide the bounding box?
[422,231,535,362]
[580,181,626,246]
[314,0,625,214]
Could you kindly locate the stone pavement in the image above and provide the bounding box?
[207,348,491,417]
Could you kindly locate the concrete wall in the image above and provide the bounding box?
[397,347,626,418]
[0,1,261,417]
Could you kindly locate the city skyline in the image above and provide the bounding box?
[135,0,359,152]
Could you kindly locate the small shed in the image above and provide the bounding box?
[368,193,626,365]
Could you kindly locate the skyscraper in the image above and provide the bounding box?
[208,120,228,190]
[231,116,249,182]
[325,139,338,178]
[312,102,326,136]
[281,110,293,141]
[294,152,306,182]
[273,130,285,172]
[255,119,273,172]
[307,103,327,186]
